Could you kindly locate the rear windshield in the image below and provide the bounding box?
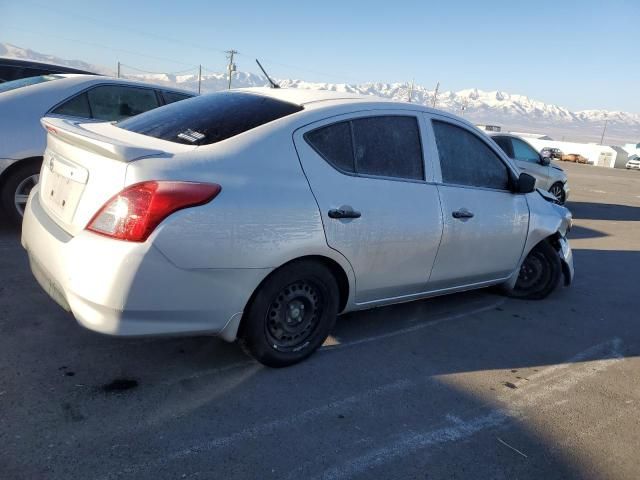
[0,74,63,94]
[117,91,304,146]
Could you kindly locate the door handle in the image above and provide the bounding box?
[452,209,474,219]
[328,208,361,219]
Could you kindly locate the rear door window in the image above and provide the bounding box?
[432,120,510,190]
[305,121,355,173]
[118,91,303,145]
[512,138,541,163]
[160,90,193,105]
[304,115,424,181]
[51,92,91,118]
[492,136,514,158]
[352,116,423,180]
[87,85,159,121]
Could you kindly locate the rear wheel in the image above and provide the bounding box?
[1,161,41,225]
[508,241,562,300]
[240,260,339,367]
[549,182,566,205]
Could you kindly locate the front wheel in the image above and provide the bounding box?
[239,260,339,367]
[549,182,566,205]
[508,241,562,300]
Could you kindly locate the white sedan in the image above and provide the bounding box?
[0,74,194,223]
[22,88,573,367]
[626,156,640,170]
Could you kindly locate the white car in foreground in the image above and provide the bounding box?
[0,74,194,223]
[22,88,574,367]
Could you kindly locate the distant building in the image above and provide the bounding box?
[509,132,554,141]
[525,138,618,168]
[476,124,502,132]
[610,146,631,169]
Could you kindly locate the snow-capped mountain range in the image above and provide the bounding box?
[2,42,638,143]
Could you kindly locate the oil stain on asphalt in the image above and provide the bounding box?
[101,378,139,393]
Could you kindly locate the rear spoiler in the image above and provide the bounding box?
[41,117,169,162]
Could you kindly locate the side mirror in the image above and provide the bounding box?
[539,155,551,166]
[516,172,536,193]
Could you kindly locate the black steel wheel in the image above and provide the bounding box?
[264,280,324,352]
[549,182,566,205]
[510,241,562,300]
[240,260,339,367]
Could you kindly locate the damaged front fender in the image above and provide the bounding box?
[503,190,574,290]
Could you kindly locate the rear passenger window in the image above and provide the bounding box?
[352,116,423,180]
[512,138,540,163]
[161,91,192,105]
[304,115,424,181]
[492,136,513,158]
[88,85,159,121]
[305,122,355,173]
[432,120,509,190]
[51,92,91,118]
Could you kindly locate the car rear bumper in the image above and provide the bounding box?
[22,186,270,339]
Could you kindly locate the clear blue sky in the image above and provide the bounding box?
[1,0,638,112]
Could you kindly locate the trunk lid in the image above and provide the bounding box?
[38,118,195,236]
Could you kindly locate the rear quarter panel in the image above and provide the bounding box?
[129,120,353,276]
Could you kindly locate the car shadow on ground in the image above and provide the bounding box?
[2,204,639,479]
[568,201,640,221]
[567,225,609,239]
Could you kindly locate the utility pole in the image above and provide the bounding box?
[225,50,238,89]
[407,79,414,103]
[460,98,469,116]
[198,64,202,94]
[117,61,120,78]
[432,81,440,108]
[600,118,608,145]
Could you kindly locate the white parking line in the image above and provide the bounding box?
[311,338,623,480]
[102,300,505,479]
[322,300,505,352]
[102,333,623,480]
[158,299,505,386]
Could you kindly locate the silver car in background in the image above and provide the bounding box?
[0,74,194,223]
[489,133,570,204]
[22,88,574,367]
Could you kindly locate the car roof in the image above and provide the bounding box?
[53,74,195,95]
[234,86,388,106]
[0,57,96,75]
[232,87,476,123]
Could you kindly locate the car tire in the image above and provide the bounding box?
[1,160,41,225]
[239,260,339,367]
[508,241,562,300]
[549,182,566,205]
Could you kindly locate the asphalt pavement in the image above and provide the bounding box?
[1,161,639,479]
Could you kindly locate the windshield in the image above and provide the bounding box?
[0,74,64,94]
[117,91,303,146]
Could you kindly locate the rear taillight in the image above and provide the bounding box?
[86,181,221,242]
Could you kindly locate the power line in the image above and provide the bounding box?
[21,0,229,56]
[4,26,200,69]
[14,1,366,84]
[119,63,199,76]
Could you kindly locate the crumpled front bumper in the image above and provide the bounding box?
[558,236,574,285]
